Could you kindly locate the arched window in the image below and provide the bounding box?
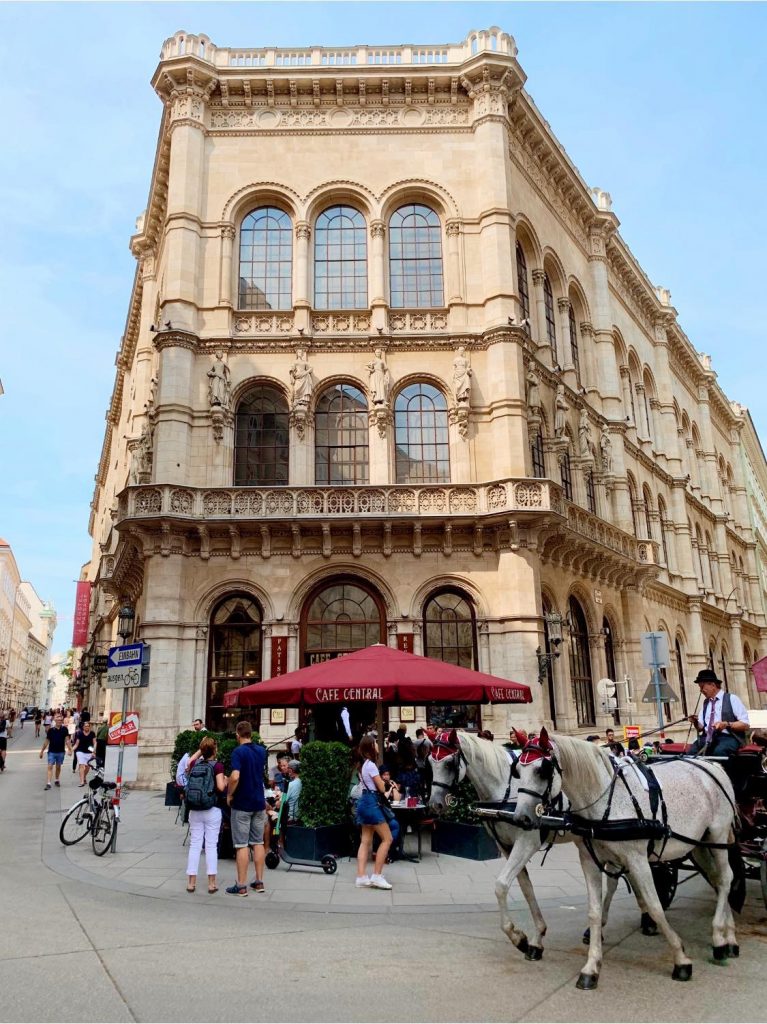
[314,205,367,309]
[603,617,619,725]
[302,580,384,665]
[315,384,369,485]
[394,383,450,483]
[207,594,262,731]
[628,477,639,537]
[424,589,480,731]
[238,207,292,310]
[568,305,581,379]
[739,556,748,612]
[658,496,670,567]
[720,646,730,691]
[389,204,443,308]
[643,486,654,540]
[543,274,557,359]
[675,637,689,717]
[516,242,531,331]
[560,451,573,501]
[569,596,596,726]
[531,429,545,478]
[234,385,289,486]
[696,526,706,586]
[585,469,596,514]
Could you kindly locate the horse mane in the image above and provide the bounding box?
[457,731,511,789]
[551,733,612,797]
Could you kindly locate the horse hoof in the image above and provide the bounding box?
[672,964,692,981]
[640,912,658,936]
[576,973,598,990]
[712,944,729,962]
[516,937,529,956]
[525,946,544,961]
[728,944,740,959]
[582,927,590,945]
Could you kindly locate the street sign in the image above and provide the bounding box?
[107,711,140,745]
[624,724,641,743]
[642,679,678,703]
[93,655,109,675]
[106,644,149,689]
[640,631,669,668]
[104,745,138,783]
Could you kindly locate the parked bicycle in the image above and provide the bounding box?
[59,758,119,856]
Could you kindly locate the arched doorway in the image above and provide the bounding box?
[300,578,386,740]
[207,593,263,732]
[569,596,596,726]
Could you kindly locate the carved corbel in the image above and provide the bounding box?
[508,518,520,552]
[322,523,332,559]
[369,406,392,439]
[443,522,453,556]
[160,522,171,557]
[473,523,484,557]
[449,404,470,440]
[290,406,310,440]
[229,525,241,560]
[353,523,362,558]
[198,525,210,561]
[291,524,302,558]
[260,525,271,559]
[383,522,392,558]
[413,522,422,557]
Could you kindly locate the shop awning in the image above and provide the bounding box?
[223,644,532,708]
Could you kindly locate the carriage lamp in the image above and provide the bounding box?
[117,604,136,642]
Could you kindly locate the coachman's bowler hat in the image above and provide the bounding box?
[694,668,721,686]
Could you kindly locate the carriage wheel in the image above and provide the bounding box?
[651,861,678,910]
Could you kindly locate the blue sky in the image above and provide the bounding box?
[1,2,765,649]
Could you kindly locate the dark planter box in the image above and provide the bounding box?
[284,823,352,860]
[432,820,499,861]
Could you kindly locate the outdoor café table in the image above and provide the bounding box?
[391,802,429,862]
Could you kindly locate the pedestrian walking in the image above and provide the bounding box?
[72,721,96,786]
[7,709,15,739]
[0,712,8,772]
[19,708,26,730]
[184,736,226,893]
[225,720,267,896]
[34,710,42,738]
[40,712,73,789]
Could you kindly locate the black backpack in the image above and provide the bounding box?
[184,758,217,810]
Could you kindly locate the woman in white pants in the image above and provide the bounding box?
[185,736,226,894]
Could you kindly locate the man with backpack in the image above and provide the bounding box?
[225,720,267,896]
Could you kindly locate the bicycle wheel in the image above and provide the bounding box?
[59,799,93,846]
[91,802,116,856]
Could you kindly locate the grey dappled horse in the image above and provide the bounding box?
[512,729,739,989]
[429,728,620,959]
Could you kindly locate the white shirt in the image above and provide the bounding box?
[290,738,302,756]
[361,759,380,792]
[340,707,351,739]
[176,752,191,787]
[701,690,749,733]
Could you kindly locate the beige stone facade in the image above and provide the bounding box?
[0,543,57,710]
[83,28,767,783]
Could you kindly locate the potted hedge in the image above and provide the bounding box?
[285,740,352,860]
[432,777,500,861]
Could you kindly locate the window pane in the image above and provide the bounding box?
[238,207,293,310]
[388,204,444,308]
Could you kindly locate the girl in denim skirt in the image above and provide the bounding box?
[354,735,393,890]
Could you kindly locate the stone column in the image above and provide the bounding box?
[580,321,596,395]
[620,367,634,427]
[219,225,235,307]
[531,269,551,362]
[370,220,386,308]
[445,221,464,304]
[153,334,197,483]
[557,297,574,374]
[696,381,722,510]
[293,222,311,333]
[634,384,649,441]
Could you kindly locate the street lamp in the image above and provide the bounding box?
[117,604,135,643]
[536,611,568,686]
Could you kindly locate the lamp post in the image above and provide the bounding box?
[117,605,136,643]
[112,602,136,854]
[536,611,566,686]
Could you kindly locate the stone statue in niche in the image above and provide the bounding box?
[578,407,593,458]
[452,346,472,404]
[130,418,154,484]
[207,349,231,409]
[367,348,390,406]
[554,384,568,438]
[600,425,613,474]
[289,349,315,409]
[525,367,541,414]
[144,373,158,413]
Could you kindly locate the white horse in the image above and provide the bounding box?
[512,728,739,989]
[428,728,621,959]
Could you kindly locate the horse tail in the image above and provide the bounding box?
[727,842,746,913]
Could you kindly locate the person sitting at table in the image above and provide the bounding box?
[377,766,403,861]
[285,760,302,823]
[378,765,401,804]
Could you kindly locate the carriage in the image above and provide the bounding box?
[430,728,767,989]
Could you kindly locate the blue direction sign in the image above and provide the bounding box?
[107,644,144,669]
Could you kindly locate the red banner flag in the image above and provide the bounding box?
[72,581,92,647]
[751,656,767,694]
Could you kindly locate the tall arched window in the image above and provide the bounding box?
[516,242,531,331]
[720,646,730,691]
[394,383,450,483]
[207,594,262,731]
[234,385,289,486]
[695,526,706,586]
[568,305,581,379]
[628,477,639,537]
[302,580,383,663]
[675,637,689,717]
[315,384,369,485]
[643,486,654,540]
[603,617,619,725]
[531,429,545,478]
[424,589,480,731]
[560,451,573,501]
[389,204,443,308]
[569,596,596,726]
[314,205,367,309]
[543,274,557,359]
[238,207,293,310]
[585,469,596,514]
[657,496,671,567]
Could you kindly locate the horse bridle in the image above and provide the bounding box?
[516,739,562,814]
[430,731,467,797]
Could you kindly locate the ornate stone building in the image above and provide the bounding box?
[84,27,767,781]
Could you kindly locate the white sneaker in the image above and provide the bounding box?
[355,875,372,887]
[370,874,392,890]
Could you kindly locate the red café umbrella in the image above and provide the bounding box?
[223,644,532,708]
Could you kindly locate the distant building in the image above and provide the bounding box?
[84,27,767,783]
[0,542,56,709]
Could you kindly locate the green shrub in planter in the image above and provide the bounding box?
[298,741,352,828]
[170,729,260,780]
[439,776,481,825]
